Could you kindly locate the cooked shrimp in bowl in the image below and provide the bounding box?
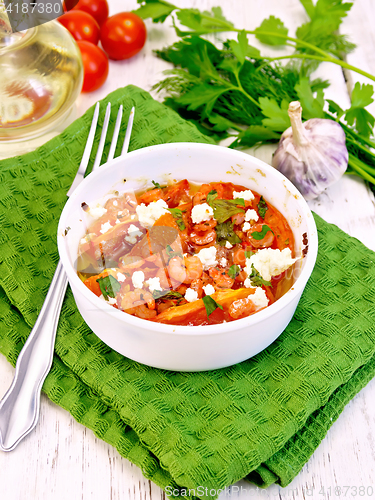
[76,180,299,326]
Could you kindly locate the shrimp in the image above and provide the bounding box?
[231,212,245,225]
[138,188,163,204]
[247,223,275,248]
[193,219,217,232]
[208,267,234,289]
[228,297,257,319]
[168,256,203,285]
[189,278,204,298]
[232,247,246,267]
[189,229,216,245]
[121,288,156,313]
[192,192,207,206]
[156,267,173,289]
[132,305,157,319]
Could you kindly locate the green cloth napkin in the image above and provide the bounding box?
[1,85,375,498]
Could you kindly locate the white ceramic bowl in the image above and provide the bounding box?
[57,143,318,371]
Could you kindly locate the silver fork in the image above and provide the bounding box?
[0,102,135,452]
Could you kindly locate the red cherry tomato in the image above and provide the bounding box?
[100,12,147,61]
[77,41,109,93]
[72,0,109,26]
[59,10,100,45]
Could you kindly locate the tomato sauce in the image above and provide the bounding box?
[77,180,297,326]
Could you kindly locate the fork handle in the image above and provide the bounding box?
[0,261,68,451]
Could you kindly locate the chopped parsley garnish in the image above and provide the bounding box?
[257,196,268,219]
[206,190,245,223]
[166,244,183,260]
[151,180,162,189]
[228,264,241,279]
[168,208,186,231]
[248,264,272,288]
[96,275,121,300]
[153,290,184,300]
[215,220,242,246]
[202,295,223,319]
[244,250,255,259]
[251,224,273,240]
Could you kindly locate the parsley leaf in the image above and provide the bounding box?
[296,0,355,60]
[255,16,288,46]
[166,244,183,260]
[153,289,184,300]
[299,0,315,18]
[257,196,268,219]
[249,264,272,287]
[207,190,245,223]
[202,295,223,319]
[133,0,177,23]
[228,30,260,64]
[230,126,280,149]
[295,78,325,119]
[244,250,255,259]
[344,83,375,137]
[251,225,273,240]
[96,275,121,301]
[168,208,186,231]
[228,265,241,279]
[176,82,229,116]
[327,99,345,120]
[259,97,290,132]
[152,180,162,189]
[215,220,242,246]
[175,7,234,36]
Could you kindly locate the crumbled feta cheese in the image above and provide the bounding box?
[184,288,199,302]
[115,219,121,224]
[196,246,217,270]
[191,203,214,224]
[145,277,162,293]
[117,272,126,283]
[99,294,117,305]
[203,284,215,296]
[245,248,296,282]
[113,200,118,207]
[131,214,136,219]
[244,278,255,289]
[243,222,251,232]
[220,257,227,267]
[249,287,269,309]
[233,190,255,201]
[225,241,233,249]
[245,209,259,222]
[89,206,107,218]
[132,270,145,289]
[100,221,113,234]
[125,224,143,244]
[136,199,169,227]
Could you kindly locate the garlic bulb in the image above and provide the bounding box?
[272,101,348,200]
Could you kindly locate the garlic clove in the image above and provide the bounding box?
[272,101,348,200]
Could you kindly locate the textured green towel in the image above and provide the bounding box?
[1,85,375,498]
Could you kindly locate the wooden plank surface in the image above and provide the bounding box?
[1,1,375,499]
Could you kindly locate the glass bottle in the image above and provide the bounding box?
[0,10,83,144]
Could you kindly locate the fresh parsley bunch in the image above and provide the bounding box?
[134,0,375,192]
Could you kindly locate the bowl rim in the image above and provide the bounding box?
[57,142,318,336]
